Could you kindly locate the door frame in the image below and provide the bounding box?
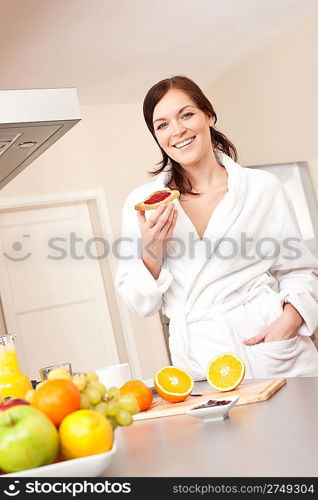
[0,189,143,378]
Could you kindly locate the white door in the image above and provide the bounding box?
[0,200,119,380]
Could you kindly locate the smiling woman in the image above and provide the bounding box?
[143,75,237,196]
[115,75,318,382]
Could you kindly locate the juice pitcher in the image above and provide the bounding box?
[0,333,32,400]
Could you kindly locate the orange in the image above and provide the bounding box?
[120,380,153,411]
[206,352,246,392]
[31,379,81,426]
[59,409,113,460]
[154,366,194,403]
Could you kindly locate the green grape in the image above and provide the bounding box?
[107,400,120,416]
[119,395,139,415]
[88,381,107,397]
[116,408,133,426]
[80,393,91,409]
[107,415,118,430]
[85,371,99,382]
[94,401,108,417]
[84,383,102,405]
[107,386,120,400]
[72,374,87,391]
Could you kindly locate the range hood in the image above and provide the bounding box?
[0,88,81,189]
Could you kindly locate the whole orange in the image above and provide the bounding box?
[120,380,153,412]
[31,379,81,426]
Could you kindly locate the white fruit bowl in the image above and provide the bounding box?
[0,441,117,478]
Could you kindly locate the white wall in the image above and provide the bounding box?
[205,13,318,195]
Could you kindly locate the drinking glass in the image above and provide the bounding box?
[39,362,72,381]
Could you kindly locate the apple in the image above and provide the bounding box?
[0,405,59,473]
[0,398,29,411]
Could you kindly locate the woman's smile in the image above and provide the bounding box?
[173,136,196,149]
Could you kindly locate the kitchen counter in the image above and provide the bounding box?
[104,377,318,477]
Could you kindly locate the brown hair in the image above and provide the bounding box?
[143,75,238,195]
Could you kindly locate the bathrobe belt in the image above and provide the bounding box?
[166,284,279,371]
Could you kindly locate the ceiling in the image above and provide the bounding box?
[1,0,318,105]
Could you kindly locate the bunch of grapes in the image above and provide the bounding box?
[40,367,139,429]
[71,371,139,429]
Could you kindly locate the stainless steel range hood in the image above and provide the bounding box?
[0,88,81,189]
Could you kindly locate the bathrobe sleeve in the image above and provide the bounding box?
[269,182,318,336]
[115,190,173,317]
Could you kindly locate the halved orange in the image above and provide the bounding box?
[154,366,194,403]
[206,353,245,392]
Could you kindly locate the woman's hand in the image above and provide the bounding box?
[137,203,178,279]
[243,303,303,346]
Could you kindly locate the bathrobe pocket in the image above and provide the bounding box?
[246,334,318,378]
[247,335,300,378]
[227,289,317,378]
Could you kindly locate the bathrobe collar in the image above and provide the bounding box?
[155,153,247,242]
[154,153,248,274]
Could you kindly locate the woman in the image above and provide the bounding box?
[115,75,318,380]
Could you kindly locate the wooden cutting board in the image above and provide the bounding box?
[133,377,286,421]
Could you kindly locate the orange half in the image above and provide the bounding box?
[206,353,245,392]
[154,366,194,403]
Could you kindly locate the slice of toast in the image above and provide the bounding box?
[134,190,180,211]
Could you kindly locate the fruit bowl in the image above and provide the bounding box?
[1,441,117,478]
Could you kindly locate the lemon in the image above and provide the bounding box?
[59,409,113,460]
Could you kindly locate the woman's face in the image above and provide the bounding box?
[153,88,214,169]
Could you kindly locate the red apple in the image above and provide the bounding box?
[0,398,29,411]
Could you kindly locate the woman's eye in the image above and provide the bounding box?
[157,122,168,130]
[181,112,194,119]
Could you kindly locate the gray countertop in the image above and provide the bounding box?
[104,377,318,477]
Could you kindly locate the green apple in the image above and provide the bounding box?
[0,405,59,473]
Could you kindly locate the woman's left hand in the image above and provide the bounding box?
[243,303,304,346]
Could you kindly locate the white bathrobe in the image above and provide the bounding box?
[116,153,318,380]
